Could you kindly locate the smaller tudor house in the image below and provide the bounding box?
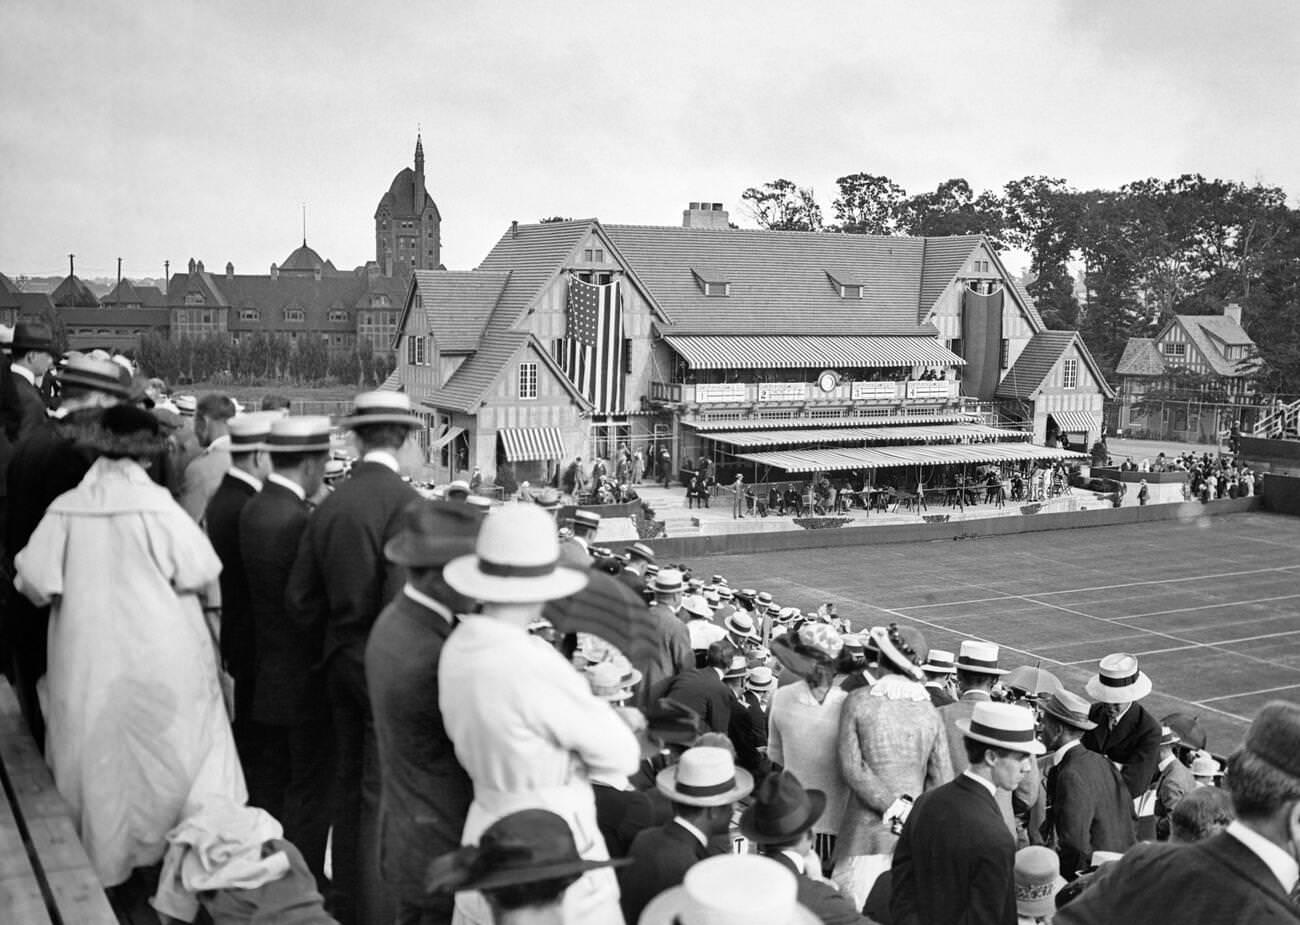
[995,330,1114,450]
[1114,304,1258,435]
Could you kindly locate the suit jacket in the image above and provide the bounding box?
[205,473,258,715]
[663,666,733,733]
[939,695,1041,839]
[1081,702,1161,800]
[11,371,46,441]
[638,602,693,709]
[925,683,955,707]
[181,441,233,522]
[592,782,671,859]
[1043,743,1136,878]
[1054,830,1300,925]
[766,852,871,925]
[4,410,98,560]
[286,461,416,670]
[891,774,1018,925]
[239,480,315,726]
[365,589,473,905]
[728,688,769,775]
[619,820,718,923]
[1155,755,1196,821]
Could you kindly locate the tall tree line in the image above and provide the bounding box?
[136,331,395,388]
[741,174,1300,393]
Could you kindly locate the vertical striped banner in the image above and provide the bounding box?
[562,276,625,413]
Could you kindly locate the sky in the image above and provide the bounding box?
[2,0,1298,281]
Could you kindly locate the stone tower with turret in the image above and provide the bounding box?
[374,133,442,277]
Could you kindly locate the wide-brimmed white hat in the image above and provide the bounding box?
[640,855,819,925]
[746,666,777,692]
[585,661,641,702]
[227,411,278,453]
[956,640,1007,676]
[724,611,759,639]
[1085,653,1153,704]
[656,746,753,807]
[920,649,956,674]
[955,701,1045,755]
[868,624,928,682]
[443,505,588,604]
[681,595,713,620]
[336,390,424,429]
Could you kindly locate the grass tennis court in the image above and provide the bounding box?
[707,509,1300,753]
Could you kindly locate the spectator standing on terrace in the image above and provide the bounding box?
[1153,725,1195,840]
[1081,654,1162,802]
[731,473,746,518]
[179,392,238,522]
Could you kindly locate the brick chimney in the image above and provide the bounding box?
[682,201,730,230]
[1223,302,1243,326]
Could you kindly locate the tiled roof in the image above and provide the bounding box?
[422,332,590,415]
[57,307,168,326]
[919,236,982,321]
[996,330,1115,400]
[1115,338,1166,377]
[1006,276,1047,332]
[412,269,509,353]
[476,221,594,328]
[1173,314,1257,378]
[51,274,100,308]
[279,242,341,275]
[165,268,403,332]
[604,224,936,335]
[101,279,165,308]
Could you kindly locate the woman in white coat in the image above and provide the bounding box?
[440,503,640,925]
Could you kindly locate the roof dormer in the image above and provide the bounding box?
[691,268,730,297]
[826,270,866,299]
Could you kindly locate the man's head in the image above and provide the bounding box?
[742,770,825,856]
[260,393,292,414]
[958,701,1044,792]
[52,354,132,412]
[652,568,685,610]
[10,320,55,378]
[268,416,332,496]
[386,498,485,614]
[1223,701,1300,852]
[1171,786,1235,844]
[227,412,278,482]
[658,746,753,837]
[921,649,956,685]
[194,393,237,447]
[1086,653,1152,723]
[1036,690,1097,752]
[954,640,1006,694]
[341,391,422,454]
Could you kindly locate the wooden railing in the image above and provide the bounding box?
[650,380,960,406]
[1255,398,1300,439]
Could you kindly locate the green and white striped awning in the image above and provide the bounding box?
[705,423,1029,448]
[736,442,1086,473]
[662,335,965,370]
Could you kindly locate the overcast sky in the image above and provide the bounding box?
[3,0,1297,280]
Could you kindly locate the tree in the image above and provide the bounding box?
[832,172,908,235]
[741,179,824,231]
[897,179,1006,245]
[538,216,572,223]
[1002,176,1082,329]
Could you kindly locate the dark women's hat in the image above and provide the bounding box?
[425,809,629,896]
[384,499,485,569]
[739,770,826,844]
[11,319,55,354]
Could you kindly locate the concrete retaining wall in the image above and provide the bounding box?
[644,496,1263,560]
[1260,474,1300,517]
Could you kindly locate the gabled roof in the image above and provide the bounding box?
[1115,338,1166,377]
[605,224,934,335]
[420,330,591,415]
[996,330,1115,400]
[476,221,596,329]
[51,274,100,308]
[101,278,165,308]
[919,236,982,321]
[401,269,509,353]
[1168,314,1258,378]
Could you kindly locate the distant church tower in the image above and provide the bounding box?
[374,133,442,277]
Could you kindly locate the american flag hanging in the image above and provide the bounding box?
[562,276,625,413]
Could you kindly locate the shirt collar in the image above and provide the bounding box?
[1052,739,1082,767]
[1158,754,1176,773]
[673,816,709,848]
[963,769,998,799]
[362,449,400,473]
[1108,703,1132,726]
[226,467,262,491]
[1226,820,1300,894]
[402,584,455,624]
[778,849,805,875]
[266,471,306,501]
[11,364,35,386]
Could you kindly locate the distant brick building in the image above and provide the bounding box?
[374,133,442,277]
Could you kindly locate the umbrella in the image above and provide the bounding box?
[1004,665,1063,697]
[541,569,659,667]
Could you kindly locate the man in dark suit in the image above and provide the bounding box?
[920,649,956,707]
[1038,690,1136,878]
[203,412,273,756]
[745,770,873,925]
[1081,654,1162,801]
[3,355,129,746]
[619,745,753,923]
[726,663,771,776]
[638,568,693,709]
[892,701,1046,925]
[238,416,333,878]
[286,392,421,925]
[366,498,483,925]
[1057,700,1300,925]
[662,640,739,734]
[8,320,54,439]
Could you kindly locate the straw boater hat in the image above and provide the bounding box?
[1014,846,1066,919]
[746,666,777,693]
[267,415,332,453]
[426,809,630,897]
[920,649,957,675]
[1190,753,1223,779]
[681,596,713,620]
[337,390,423,429]
[722,653,749,680]
[1159,725,1181,748]
[532,486,562,511]
[570,509,601,533]
[868,624,929,682]
[653,568,685,594]
[956,701,1046,755]
[724,611,759,640]
[955,640,1008,676]
[385,499,484,569]
[639,855,819,925]
[656,745,754,807]
[53,354,133,398]
[739,770,826,845]
[716,585,734,602]
[626,542,656,564]
[443,504,588,604]
[227,411,278,453]
[585,661,641,703]
[1038,690,1098,731]
[1086,653,1153,703]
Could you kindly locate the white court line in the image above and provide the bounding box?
[1056,628,1300,665]
[897,564,1300,611]
[1111,593,1300,622]
[1199,683,1300,704]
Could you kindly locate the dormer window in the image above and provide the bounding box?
[328,310,349,323]
[284,309,305,322]
[826,271,865,299]
[1162,342,1186,358]
[692,268,730,297]
[239,309,260,321]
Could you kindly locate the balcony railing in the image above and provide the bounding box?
[649,379,960,406]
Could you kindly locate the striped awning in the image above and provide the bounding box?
[1049,411,1098,434]
[662,335,966,370]
[499,426,566,462]
[706,424,1030,448]
[736,442,1087,473]
[687,413,979,432]
[429,425,464,452]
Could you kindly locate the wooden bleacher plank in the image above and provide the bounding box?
[43,866,118,925]
[0,877,56,925]
[0,789,37,881]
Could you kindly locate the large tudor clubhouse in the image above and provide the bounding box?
[388,204,1112,485]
